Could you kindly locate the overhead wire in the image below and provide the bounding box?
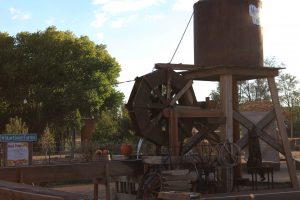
[169,11,194,63]
[120,11,194,83]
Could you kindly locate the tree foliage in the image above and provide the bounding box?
[237,57,284,103]
[0,27,123,136]
[39,125,56,156]
[4,116,28,134]
[91,105,136,147]
[277,73,300,137]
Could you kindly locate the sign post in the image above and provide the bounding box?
[0,133,37,167]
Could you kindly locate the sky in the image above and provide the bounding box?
[1,0,300,102]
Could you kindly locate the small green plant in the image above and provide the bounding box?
[5,116,28,134]
[40,126,56,158]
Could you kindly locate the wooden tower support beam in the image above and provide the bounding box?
[220,74,233,142]
[268,77,299,188]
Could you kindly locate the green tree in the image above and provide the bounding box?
[0,27,123,138]
[4,116,28,134]
[237,57,283,103]
[92,104,136,148]
[92,110,119,146]
[39,125,56,158]
[277,73,300,137]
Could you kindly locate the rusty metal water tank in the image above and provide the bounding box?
[194,0,263,67]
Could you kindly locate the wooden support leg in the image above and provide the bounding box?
[105,160,111,200]
[268,77,299,188]
[169,108,179,157]
[220,74,233,142]
[93,182,98,200]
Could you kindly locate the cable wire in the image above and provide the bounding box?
[169,11,194,63]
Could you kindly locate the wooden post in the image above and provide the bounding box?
[169,109,179,157]
[105,158,111,200]
[268,77,299,188]
[93,180,98,200]
[233,80,242,178]
[28,142,33,165]
[2,143,7,167]
[220,74,233,142]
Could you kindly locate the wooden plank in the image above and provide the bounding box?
[220,74,233,142]
[258,132,284,154]
[174,106,223,118]
[268,77,299,188]
[105,160,111,200]
[155,63,196,70]
[158,191,200,200]
[115,193,136,200]
[163,184,192,191]
[169,109,179,156]
[255,110,276,130]
[93,182,98,200]
[0,180,88,200]
[162,170,189,176]
[0,188,64,200]
[182,66,280,81]
[163,180,191,186]
[234,111,284,153]
[236,133,249,150]
[233,111,254,130]
[0,160,144,183]
[170,80,193,105]
[162,175,194,181]
[182,125,219,154]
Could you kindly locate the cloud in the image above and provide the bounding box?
[112,15,137,28]
[90,0,165,29]
[9,7,31,21]
[172,0,198,12]
[90,12,108,28]
[91,0,165,14]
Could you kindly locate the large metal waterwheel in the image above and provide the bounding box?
[127,68,207,150]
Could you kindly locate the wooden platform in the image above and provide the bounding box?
[0,180,88,200]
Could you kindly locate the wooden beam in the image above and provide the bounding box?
[220,74,233,142]
[0,161,144,184]
[158,191,200,200]
[234,110,284,153]
[155,63,196,70]
[268,77,299,188]
[182,124,219,154]
[170,80,193,105]
[259,132,284,154]
[233,111,255,130]
[255,110,276,130]
[0,188,64,200]
[169,109,179,156]
[0,180,87,200]
[182,66,281,81]
[105,160,111,200]
[171,106,223,118]
[236,133,249,149]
